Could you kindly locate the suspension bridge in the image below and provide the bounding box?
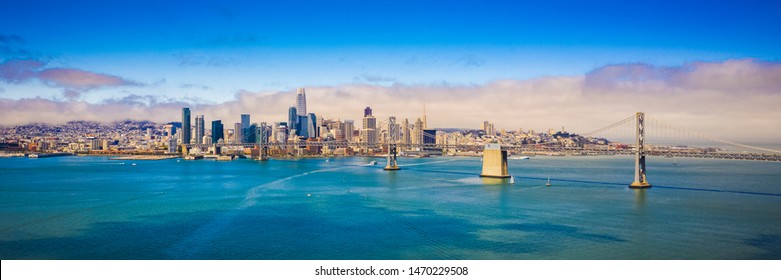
[181,112,781,188]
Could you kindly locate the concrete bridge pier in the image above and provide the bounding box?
[480,144,511,178]
[384,143,400,171]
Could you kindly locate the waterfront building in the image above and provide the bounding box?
[168,137,177,153]
[88,138,101,151]
[182,108,191,144]
[211,120,224,144]
[195,115,205,144]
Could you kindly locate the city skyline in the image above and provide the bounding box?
[1,1,780,141]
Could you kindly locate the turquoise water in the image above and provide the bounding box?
[0,155,779,259]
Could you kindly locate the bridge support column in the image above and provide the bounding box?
[480,144,510,178]
[384,143,400,171]
[180,144,189,156]
[259,144,269,161]
[630,112,652,188]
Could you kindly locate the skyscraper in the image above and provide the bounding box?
[288,107,298,137]
[307,113,317,139]
[296,88,307,116]
[361,110,377,145]
[234,122,242,144]
[195,115,205,144]
[211,120,224,144]
[182,108,191,144]
[402,118,411,145]
[240,114,250,143]
[343,120,354,142]
[412,118,424,146]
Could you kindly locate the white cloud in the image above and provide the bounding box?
[1,59,780,142]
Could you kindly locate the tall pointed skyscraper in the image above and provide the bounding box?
[296,88,307,116]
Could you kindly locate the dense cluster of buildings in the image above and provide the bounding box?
[1,87,617,157]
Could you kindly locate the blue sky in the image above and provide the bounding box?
[3,0,779,97]
[1,0,780,140]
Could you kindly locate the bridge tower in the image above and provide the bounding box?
[630,112,652,188]
[384,117,400,171]
[480,144,510,178]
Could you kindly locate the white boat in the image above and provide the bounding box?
[509,176,515,184]
[510,156,530,160]
[545,176,552,187]
[369,160,377,165]
[131,163,137,166]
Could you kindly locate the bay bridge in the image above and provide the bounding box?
[181,112,781,188]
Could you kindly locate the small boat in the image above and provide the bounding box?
[131,163,137,166]
[325,159,330,163]
[369,160,377,165]
[509,176,515,184]
[545,176,552,187]
[510,156,530,160]
[672,159,677,165]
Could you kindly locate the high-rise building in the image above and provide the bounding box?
[343,120,354,142]
[483,121,495,136]
[288,107,298,137]
[402,118,411,145]
[296,88,307,116]
[234,122,242,144]
[412,118,424,146]
[273,122,288,143]
[195,115,205,144]
[332,120,344,140]
[182,108,191,144]
[307,113,317,139]
[361,112,377,145]
[168,138,177,153]
[211,120,224,144]
[240,114,250,143]
[364,107,372,117]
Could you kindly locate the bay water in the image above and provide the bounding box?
[0,155,779,259]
